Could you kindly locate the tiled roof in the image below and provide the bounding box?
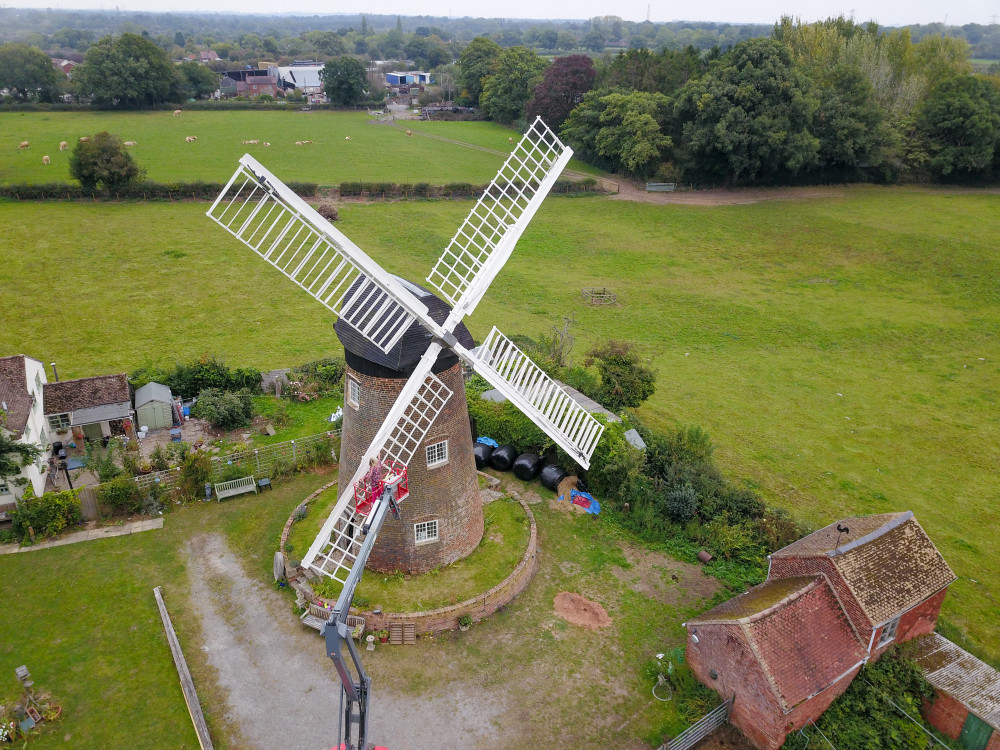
[690,576,867,711]
[912,634,1000,730]
[43,374,130,414]
[773,512,955,625]
[0,355,32,435]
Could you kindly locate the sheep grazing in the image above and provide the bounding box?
[173,109,182,116]
[124,141,137,147]
[185,136,197,142]
[59,141,68,151]
[242,139,260,145]
[42,155,50,165]
[18,141,29,150]
[344,136,351,141]
[295,141,304,146]
[508,137,514,145]
[302,140,313,144]
[79,136,89,142]
[406,130,412,136]
[263,142,271,147]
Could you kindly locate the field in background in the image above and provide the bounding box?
[0,110,599,185]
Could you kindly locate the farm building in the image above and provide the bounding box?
[43,373,134,445]
[0,354,50,502]
[385,71,430,86]
[269,64,325,99]
[914,633,1000,750]
[134,382,176,431]
[684,511,956,749]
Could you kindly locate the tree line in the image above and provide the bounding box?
[459,18,1000,185]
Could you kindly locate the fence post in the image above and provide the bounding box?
[291,440,296,465]
[254,449,260,475]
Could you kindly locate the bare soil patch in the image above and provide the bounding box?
[554,591,613,629]
[691,724,755,749]
[611,545,721,609]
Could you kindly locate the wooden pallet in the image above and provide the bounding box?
[389,622,416,645]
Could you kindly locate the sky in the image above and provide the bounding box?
[3,0,997,27]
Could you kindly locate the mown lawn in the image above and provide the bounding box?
[0,110,598,185]
[2,185,998,664]
[0,471,330,749]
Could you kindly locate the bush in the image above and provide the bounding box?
[69,131,144,190]
[149,445,170,472]
[179,452,212,500]
[467,392,550,452]
[11,487,82,542]
[584,340,656,411]
[315,202,339,221]
[291,357,345,391]
[84,438,125,483]
[192,388,255,430]
[666,482,698,522]
[98,475,143,516]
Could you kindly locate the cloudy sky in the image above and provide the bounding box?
[5,0,996,27]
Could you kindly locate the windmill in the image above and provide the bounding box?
[206,117,605,749]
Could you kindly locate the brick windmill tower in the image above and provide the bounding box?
[335,277,482,574]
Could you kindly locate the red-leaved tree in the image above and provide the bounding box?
[525,54,597,131]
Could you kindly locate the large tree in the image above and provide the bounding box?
[917,76,1000,182]
[173,61,220,100]
[479,46,547,123]
[69,131,143,190]
[673,38,819,185]
[74,33,175,107]
[0,43,63,102]
[525,54,596,130]
[320,56,367,105]
[457,36,501,107]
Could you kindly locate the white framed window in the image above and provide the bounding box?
[414,520,439,544]
[48,413,70,430]
[23,425,31,442]
[35,373,42,391]
[347,378,360,409]
[878,616,900,646]
[426,439,448,468]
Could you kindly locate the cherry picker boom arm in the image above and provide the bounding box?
[322,478,402,750]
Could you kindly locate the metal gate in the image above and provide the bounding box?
[664,698,733,750]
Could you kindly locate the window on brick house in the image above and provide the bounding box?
[347,378,360,409]
[426,440,448,468]
[414,520,438,544]
[878,616,900,646]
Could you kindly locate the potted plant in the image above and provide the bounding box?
[458,614,472,632]
[377,628,389,643]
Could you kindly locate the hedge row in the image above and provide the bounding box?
[337,177,604,199]
[0,179,318,201]
[0,101,380,112]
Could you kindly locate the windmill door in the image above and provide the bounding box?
[959,712,994,750]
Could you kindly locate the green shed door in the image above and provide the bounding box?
[959,712,994,750]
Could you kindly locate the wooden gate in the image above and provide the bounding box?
[79,487,100,521]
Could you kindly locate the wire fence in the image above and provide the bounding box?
[77,430,340,519]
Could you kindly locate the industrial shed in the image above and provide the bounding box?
[134,382,176,431]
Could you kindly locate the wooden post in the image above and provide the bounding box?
[153,586,214,750]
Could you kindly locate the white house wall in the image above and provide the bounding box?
[6,357,49,502]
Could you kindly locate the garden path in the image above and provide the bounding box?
[186,533,508,750]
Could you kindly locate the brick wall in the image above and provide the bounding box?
[922,690,967,740]
[871,588,947,660]
[340,361,483,574]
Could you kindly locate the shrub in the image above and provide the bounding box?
[84,438,125,483]
[179,452,212,500]
[316,202,339,221]
[149,445,170,472]
[585,420,644,503]
[704,516,763,564]
[11,487,82,542]
[291,357,345,390]
[584,340,656,411]
[69,131,144,190]
[666,482,698,522]
[301,435,335,467]
[191,388,255,430]
[98,474,143,516]
[467,392,550,452]
[131,356,261,400]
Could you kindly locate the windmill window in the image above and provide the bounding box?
[414,520,439,544]
[426,440,448,468]
[347,378,360,409]
[878,616,900,646]
[48,413,70,430]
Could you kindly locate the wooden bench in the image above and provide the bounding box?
[214,475,257,501]
[299,602,365,640]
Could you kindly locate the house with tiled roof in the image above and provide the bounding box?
[683,511,956,750]
[42,373,134,445]
[0,355,50,501]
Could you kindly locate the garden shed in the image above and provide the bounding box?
[135,382,175,431]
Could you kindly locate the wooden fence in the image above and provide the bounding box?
[76,430,340,520]
[581,287,618,305]
[663,698,733,750]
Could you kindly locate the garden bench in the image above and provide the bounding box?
[645,182,676,192]
[214,475,258,501]
[299,602,365,640]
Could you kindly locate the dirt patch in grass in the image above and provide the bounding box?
[611,545,722,609]
[691,724,755,749]
[554,592,613,629]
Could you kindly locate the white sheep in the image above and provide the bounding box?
[185,136,197,142]
[263,142,271,147]
[295,141,304,146]
[59,141,68,151]
[124,141,137,147]
[173,109,182,116]
[344,136,351,141]
[509,137,514,145]
[42,155,50,165]
[79,136,89,142]
[18,141,29,150]
[406,130,412,136]
[242,139,260,145]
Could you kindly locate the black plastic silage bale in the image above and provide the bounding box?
[473,442,494,470]
[539,464,569,491]
[489,444,518,472]
[513,453,542,481]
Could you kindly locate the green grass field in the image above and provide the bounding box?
[0,110,599,185]
[3,185,997,664]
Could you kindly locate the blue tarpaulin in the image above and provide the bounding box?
[476,436,499,447]
[556,489,601,515]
